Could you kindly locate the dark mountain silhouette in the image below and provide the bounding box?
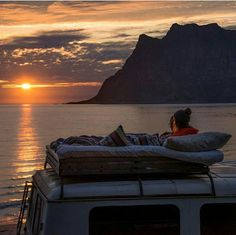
[70,23,236,104]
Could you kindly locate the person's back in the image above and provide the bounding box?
[159,108,198,144]
[171,108,198,136]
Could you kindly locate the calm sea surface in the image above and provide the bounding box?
[0,104,236,224]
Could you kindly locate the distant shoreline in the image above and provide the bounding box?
[1,103,236,106]
[66,102,236,106]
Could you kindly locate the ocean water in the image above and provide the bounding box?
[0,104,236,225]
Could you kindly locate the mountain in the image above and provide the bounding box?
[71,23,236,104]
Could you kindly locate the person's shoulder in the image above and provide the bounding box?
[172,127,199,136]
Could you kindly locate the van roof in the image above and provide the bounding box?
[33,162,236,201]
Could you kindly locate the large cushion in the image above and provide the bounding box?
[163,132,231,152]
[98,125,131,146]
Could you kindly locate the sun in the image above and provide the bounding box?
[21,83,31,90]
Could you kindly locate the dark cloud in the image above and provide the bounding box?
[0,30,135,85]
[2,29,88,49]
[114,33,131,38]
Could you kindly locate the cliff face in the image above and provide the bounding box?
[78,23,236,104]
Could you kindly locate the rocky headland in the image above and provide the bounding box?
[70,23,236,104]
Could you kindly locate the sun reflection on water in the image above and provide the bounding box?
[14,104,42,174]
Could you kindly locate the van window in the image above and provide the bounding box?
[90,205,180,235]
[32,194,45,235]
[201,203,236,235]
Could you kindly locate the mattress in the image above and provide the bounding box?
[45,145,223,177]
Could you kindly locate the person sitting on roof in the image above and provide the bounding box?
[171,107,198,136]
[159,107,198,144]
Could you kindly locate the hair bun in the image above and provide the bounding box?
[185,107,192,116]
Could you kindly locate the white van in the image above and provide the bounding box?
[19,163,236,235]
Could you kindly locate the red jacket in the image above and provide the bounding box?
[171,127,199,136]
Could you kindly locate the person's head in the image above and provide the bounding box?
[170,108,192,132]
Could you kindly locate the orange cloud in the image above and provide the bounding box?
[12,47,81,59]
[2,2,236,45]
[101,59,124,65]
[0,80,9,83]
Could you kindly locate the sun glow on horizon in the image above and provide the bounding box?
[21,83,31,90]
[2,82,101,89]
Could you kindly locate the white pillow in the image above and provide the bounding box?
[163,132,231,152]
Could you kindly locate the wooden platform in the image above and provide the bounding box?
[45,146,209,178]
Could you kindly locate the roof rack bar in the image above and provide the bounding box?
[207,170,216,196]
[138,177,144,196]
[60,177,64,199]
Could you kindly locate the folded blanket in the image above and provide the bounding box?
[50,135,103,150]
[50,133,162,151]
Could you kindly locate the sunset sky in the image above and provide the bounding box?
[1,1,236,103]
